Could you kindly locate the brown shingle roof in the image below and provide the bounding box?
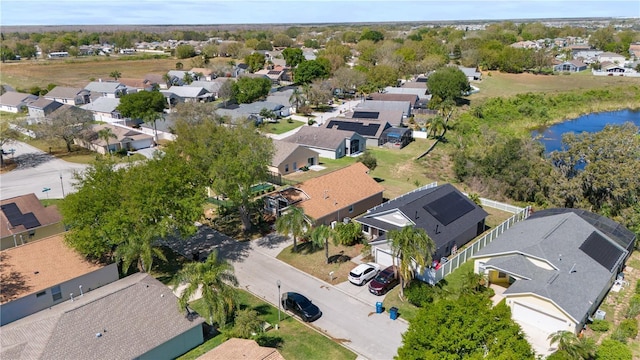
[296,163,384,221]
[282,126,355,150]
[44,86,87,99]
[272,140,302,167]
[0,194,63,237]
[88,124,153,146]
[0,235,104,303]
[198,338,285,360]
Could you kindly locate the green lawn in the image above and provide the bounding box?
[25,138,146,164]
[178,290,356,360]
[264,119,305,135]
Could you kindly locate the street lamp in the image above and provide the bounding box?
[59,174,65,198]
[277,280,281,325]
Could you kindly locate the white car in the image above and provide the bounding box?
[348,263,381,286]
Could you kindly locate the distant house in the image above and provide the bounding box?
[281,126,365,159]
[118,77,157,92]
[0,272,204,359]
[161,86,213,104]
[144,73,168,89]
[348,109,405,127]
[186,81,223,98]
[84,81,128,98]
[216,101,290,124]
[265,163,384,225]
[166,70,198,86]
[457,66,482,81]
[472,209,634,346]
[44,86,92,105]
[190,67,216,81]
[80,97,122,123]
[383,86,430,101]
[26,98,63,122]
[629,43,640,59]
[324,118,391,147]
[0,234,119,325]
[357,183,489,266]
[269,140,319,175]
[76,123,154,155]
[356,100,412,119]
[600,61,626,73]
[1,193,65,250]
[597,52,625,64]
[0,92,38,113]
[198,338,285,360]
[554,60,588,72]
[367,93,419,109]
[255,66,286,84]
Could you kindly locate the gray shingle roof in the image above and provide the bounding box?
[281,126,355,150]
[44,86,87,100]
[80,97,120,113]
[26,98,63,111]
[0,273,204,360]
[84,81,126,94]
[357,100,411,114]
[162,86,210,98]
[0,92,38,107]
[271,140,302,167]
[473,211,629,322]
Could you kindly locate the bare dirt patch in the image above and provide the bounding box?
[277,243,364,284]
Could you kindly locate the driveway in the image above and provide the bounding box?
[164,228,408,360]
[1,141,88,200]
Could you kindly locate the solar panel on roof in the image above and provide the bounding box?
[579,231,623,272]
[423,192,475,226]
[326,120,380,137]
[21,213,41,229]
[267,70,281,75]
[1,203,23,227]
[352,111,380,119]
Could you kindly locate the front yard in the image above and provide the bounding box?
[277,242,365,284]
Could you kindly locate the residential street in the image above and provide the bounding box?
[165,229,408,360]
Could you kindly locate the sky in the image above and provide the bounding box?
[1,0,639,26]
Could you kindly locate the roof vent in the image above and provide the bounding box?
[96,332,102,338]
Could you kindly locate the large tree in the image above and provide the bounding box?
[117,90,166,141]
[294,58,331,84]
[35,106,93,152]
[176,251,238,328]
[275,206,310,252]
[231,76,271,104]
[282,47,305,68]
[427,66,471,106]
[175,44,196,59]
[388,226,435,298]
[244,52,266,73]
[397,294,535,359]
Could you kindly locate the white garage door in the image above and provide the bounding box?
[512,302,568,333]
[374,247,394,268]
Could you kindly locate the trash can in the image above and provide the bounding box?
[376,302,383,314]
[389,307,398,320]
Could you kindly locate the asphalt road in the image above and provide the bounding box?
[1,141,88,200]
[166,229,408,360]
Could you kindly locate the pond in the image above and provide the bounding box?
[532,109,640,153]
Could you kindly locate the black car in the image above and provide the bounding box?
[281,292,322,322]
[368,265,399,296]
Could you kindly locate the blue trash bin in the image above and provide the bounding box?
[376,302,383,314]
[389,307,398,320]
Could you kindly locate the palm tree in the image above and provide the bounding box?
[309,225,333,263]
[97,127,117,155]
[115,235,167,273]
[275,206,310,252]
[109,70,122,81]
[182,72,194,85]
[388,226,435,299]
[289,88,306,114]
[176,251,238,328]
[427,115,446,139]
[162,73,172,88]
[547,330,594,360]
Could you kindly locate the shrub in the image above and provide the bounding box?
[405,281,434,307]
[635,279,640,294]
[596,339,632,360]
[287,118,293,123]
[589,319,610,332]
[625,294,640,318]
[307,119,316,126]
[619,318,638,339]
[610,327,628,343]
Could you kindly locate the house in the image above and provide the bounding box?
[554,60,588,72]
[255,66,286,84]
[187,81,223,98]
[145,73,168,89]
[161,86,213,103]
[457,66,482,81]
[357,183,489,265]
[269,140,319,175]
[356,100,412,119]
[600,61,626,73]
[84,81,128,98]
[629,43,640,59]
[216,101,290,124]
[0,91,38,113]
[472,208,634,349]
[26,98,64,122]
[511,40,540,49]
[324,118,391,147]
[367,93,419,109]
[118,77,157,92]
[166,70,199,86]
[76,123,154,155]
[44,86,92,105]
[198,338,285,360]
[573,50,602,64]
[80,97,123,123]
[265,163,384,225]
[190,68,216,81]
[1,193,65,250]
[0,234,119,325]
[383,86,430,100]
[0,272,204,359]
[281,126,365,159]
[597,52,625,64]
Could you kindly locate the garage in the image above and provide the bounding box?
[512,302,568,333]
[373,246,394,268]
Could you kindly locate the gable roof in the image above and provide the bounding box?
[382,86,429,99]
[26,98,63,111]
[162,86,210,98]
[1,193,63,238]
[0,92,38,107]
[188,81,222,93]
[44,86,88,100]
[357,100,411,114]
[281,126,357,150]
[325,118,390,139]
[0,235,103,304]
[271,140,316,167]
[117,77,153,89]
[84,81,126,94]
[473,210,630,322]
[80,97,120,113]
[367,93,419,104]
[357,184,488,249]
[88,124,153,146]
[198,338,285,360]
[1,273,204,360]
[296,163,384,221]
[347,109,404,127]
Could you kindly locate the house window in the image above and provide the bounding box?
[36,291,46,298]
[284,164,289,173]
[362,225,369,233]
[498,272,507,279]
[28,230,36,238]
[379,230,385,237]
[51,285,62,301]
[349,205,354,213]
[293,162,297,170]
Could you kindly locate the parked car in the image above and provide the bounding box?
[281,292,322,322]
[348,263,381,285]
[368,265,399,296]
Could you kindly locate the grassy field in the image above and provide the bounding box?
[178,290,356,360]
[468,71,640,104]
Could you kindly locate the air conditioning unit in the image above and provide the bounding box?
[330,221,337,229]
[594,309,606,320]
[343,217,351,224]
